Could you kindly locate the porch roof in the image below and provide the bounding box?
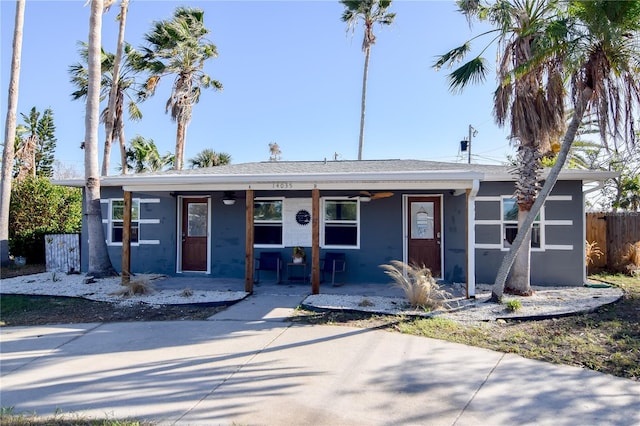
[53,159,617,191]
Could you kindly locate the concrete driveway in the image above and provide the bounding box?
[1,294,639,425]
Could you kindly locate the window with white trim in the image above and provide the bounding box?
[109,199,139,244]
[502,197,542,249]
[322,198,359,248]
[254,199,283,246]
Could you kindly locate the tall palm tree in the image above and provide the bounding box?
[341,0,395,161]
[69,41,144,176]
[85,0,117,277]
[491,0,640,299]
[138,7,222,170]
[0,0,25,266]
[188,148,231,168]
[103,0,129,175]
[435,0,567,296]
[124,135,174,173]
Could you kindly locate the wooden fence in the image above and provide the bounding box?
[586,212,640,272]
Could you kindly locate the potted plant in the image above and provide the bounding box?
[292,246,306,263]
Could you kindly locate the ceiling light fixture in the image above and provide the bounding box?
[222,191,236,205]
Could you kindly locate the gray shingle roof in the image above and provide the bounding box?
[144,159,511,176]
[52,159,617,188]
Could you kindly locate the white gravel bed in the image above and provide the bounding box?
[0,272,248,306]
[303,284,625,322]
[1,272,625,322]
[303,294,437,317]
[436,285,623,322]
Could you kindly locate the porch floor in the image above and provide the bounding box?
[152,276,445,298]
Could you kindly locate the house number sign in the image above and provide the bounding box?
[271,181,293,189]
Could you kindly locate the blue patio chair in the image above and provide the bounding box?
[321,252,346,286]
[254,251,282,283]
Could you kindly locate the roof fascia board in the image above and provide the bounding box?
[57,170,483,188]
[52,169,617,189]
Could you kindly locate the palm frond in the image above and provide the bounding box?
[433,43,472,70]
[447,57,488,93]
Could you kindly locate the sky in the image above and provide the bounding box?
[1,0,515,176]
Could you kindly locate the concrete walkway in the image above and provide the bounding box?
[1,294,639,425]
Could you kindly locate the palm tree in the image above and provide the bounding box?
[103,0,129,175]
[493,0,640,296]
[341,0,395,161]
[435,0,567,296]
[69,41,144,176]
[0,0,25,266]
[85,0,117,277]
[138,7,222,170]
[124,135,174,173]
[188,148,231,168]
[436,0,640,300]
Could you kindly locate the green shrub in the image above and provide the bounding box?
[9,177,82,262]
[505,299,523,312]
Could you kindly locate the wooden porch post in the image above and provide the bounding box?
[311,187,320,294]
[121,190,131,285]
[245,189,255,293]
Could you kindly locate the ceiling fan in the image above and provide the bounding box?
[350,191,394,201]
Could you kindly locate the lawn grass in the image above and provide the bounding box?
[394,273,640,380]
[0,407,152,426]
[0,294,97,327]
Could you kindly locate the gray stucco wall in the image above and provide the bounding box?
[211,199,249,278]
[474,180,584,286]
[82,182,584,287]
[251,190,404,284]
[442,192,468,283]
[81,187,177,275]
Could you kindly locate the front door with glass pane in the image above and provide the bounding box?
[407,196,441,277]
[181,198,209,272]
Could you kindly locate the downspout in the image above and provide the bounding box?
[466,179,480,298]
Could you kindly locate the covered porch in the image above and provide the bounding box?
[115,168,483,298]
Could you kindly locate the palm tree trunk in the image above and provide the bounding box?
[85,0,116,278]
[175,119,186,170]
[102,0,128,176]
[0,0,25,266]
[357,46,370,161]
[101,128,113,176]
[506,209,533,293]
[490,86,593,302]
[118,121,127,174]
